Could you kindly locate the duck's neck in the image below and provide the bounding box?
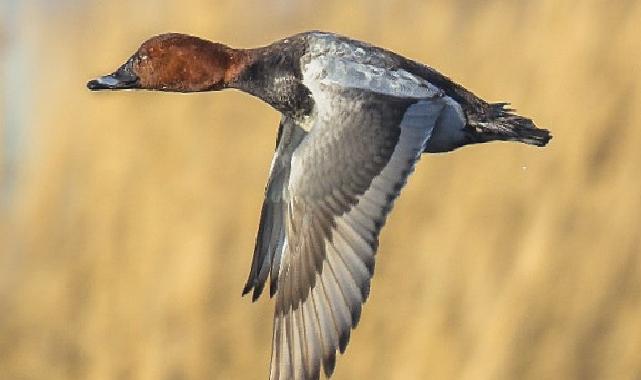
[228,42,313,117]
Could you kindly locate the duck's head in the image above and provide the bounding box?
[87,33,247,92]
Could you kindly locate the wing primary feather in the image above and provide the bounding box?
[294,246,310,380]
[315,281,340,377]
[333,217,375,273]
[279,314,290,380]
[320,258,352,353]
[329,229,371,295]
[285,312,295,380]
[326,240,364,326]
[303,296,322,380]
[243,202,273,297]
[270,314,281,380]
[297,305,311,379]
[316,266,345,360]
[310,290,336,378]
[291,308,304,380]
[306,217,325,278]
[270,239,286,297]
[253,204,285,300]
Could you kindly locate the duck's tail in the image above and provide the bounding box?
[465,103,551,147]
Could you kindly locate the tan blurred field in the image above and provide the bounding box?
[1,1,641,379]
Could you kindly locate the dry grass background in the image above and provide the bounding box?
[1,0,641,379]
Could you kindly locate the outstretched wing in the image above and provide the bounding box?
[270,86,448,380]
[243,116,307,301]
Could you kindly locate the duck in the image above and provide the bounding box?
[88,31,551,380]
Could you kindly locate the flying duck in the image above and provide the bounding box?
[88,31,551,380]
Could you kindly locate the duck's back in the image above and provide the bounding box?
[295,31,550,151]
[299,32,483,104]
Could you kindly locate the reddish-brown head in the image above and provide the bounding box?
[88,33,248,92]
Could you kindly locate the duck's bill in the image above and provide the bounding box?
[87,72,139,91]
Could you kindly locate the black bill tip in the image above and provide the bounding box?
[87,80,99,90]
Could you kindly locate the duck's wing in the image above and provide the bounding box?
[269,86,448,380]
[243,116,307,301]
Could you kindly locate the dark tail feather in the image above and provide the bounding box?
[467,103,552,147]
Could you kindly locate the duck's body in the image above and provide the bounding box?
[231,31,548,152]
[88,31,551,380]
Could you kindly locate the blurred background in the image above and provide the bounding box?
[1,0,641,379]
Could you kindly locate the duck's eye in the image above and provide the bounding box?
[140,55,149,61]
